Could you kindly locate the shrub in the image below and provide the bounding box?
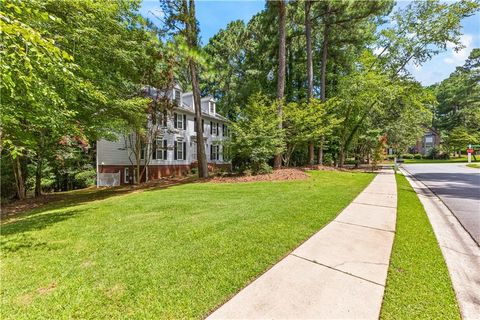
[323,153,333,166]
[253,162,272,175]
[190,167,198,175]
[401,153,414,159]
[228,94,284,174]
[387,155,396,160]
[414,154,423,159]
[74,169,96,189]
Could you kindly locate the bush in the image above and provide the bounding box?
[74,169,96,189]
[387,155,396,160]
[414,154,423,159]
[323,153,333,166]
[253,162,272,175]
[190,167,198,175]
[401,153,414,159]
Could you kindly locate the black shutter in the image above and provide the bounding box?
[183,115,187,130]
[183,142,187,160]
[210,121,213,134]
[202,119,204,132]
[222,124,224,136]
[216,123,219,135]
[174,142,177,160]
[163,140,167,160]
[210,145,213,160]
[174,113,178,128]
[152,140,157,159]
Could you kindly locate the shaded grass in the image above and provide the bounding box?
[1,171,373,319]
[380,174,460,319]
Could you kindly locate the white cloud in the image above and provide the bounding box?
[443,34,474,65]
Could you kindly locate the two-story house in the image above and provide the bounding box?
[96,85,231,186]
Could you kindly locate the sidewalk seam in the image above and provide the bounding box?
[290,254,385,287]
[333,220,395,233]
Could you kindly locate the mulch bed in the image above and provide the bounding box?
[208,168,310,183]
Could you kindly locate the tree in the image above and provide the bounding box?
[161,0,209,178]
[435,49,480,136]
[228,94,284,174]
[274,0,287,169]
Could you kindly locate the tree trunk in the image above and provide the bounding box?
[186,0,209,178]
[320,5,330,102]
[305,1,316,166]
[274,0,286,169]
[13,156,26,200]
[305,0,313,100]
[318,137,324,165]
[35,156,42,197]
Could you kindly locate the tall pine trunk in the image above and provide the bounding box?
[274,0,286,169]
[319,5,330,165]
[186,0,209,178]
[305,0,315,166]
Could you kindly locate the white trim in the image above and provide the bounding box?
[124,167,129,183]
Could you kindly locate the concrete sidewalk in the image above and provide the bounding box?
[208,171,397,319]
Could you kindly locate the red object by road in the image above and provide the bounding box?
[467,148,474,154]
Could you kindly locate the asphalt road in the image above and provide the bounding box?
[403,163,480,245]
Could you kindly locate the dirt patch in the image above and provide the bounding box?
[209,168,310,183]
[38,283,56,295]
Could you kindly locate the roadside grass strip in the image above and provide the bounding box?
[380,174,460,319]
[0,171,373,319]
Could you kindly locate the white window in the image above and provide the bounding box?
[153,138,167,160]
[211,121,218,135]
[174,89,181,106]
[191,142,197,161]
[124,167,130,183]
[210,145,219,161]
[425,136,433,143]
[174,113,185,130]
[175,141,186,160]
[140,145,145,160]
[209,101,215,114]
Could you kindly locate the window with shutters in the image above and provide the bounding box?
[211,121,217,135]
[153,138,168,160]
[140,145,145,160]
[174,141,186,160]
[174,113,186,130]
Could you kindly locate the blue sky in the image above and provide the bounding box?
[140,0,479,86]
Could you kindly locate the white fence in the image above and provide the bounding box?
[97,172,121,187]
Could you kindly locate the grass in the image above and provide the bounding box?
[0,171,373,319]
[403,156,477,164]
[466,163,480,169]
[380,174,460,319]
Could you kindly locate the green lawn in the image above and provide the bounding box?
[1,171,373,319]
[466,163,480,169]
[404,156,477,164]
[380,174,460,319]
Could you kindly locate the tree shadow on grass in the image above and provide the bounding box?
[1,209,83,237]
[1,177,198,223]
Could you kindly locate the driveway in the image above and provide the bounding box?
[403,163,480,245]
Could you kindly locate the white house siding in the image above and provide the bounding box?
[97,90,230,185]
